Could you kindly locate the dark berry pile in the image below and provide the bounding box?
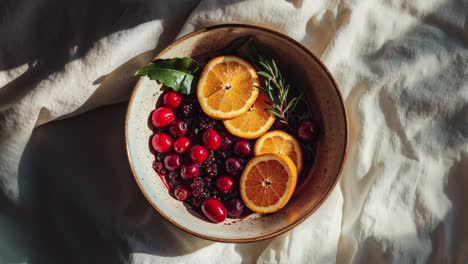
[150,91,254,223]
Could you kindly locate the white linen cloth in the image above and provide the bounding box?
[1,0,467,263]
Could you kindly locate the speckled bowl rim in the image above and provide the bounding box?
[125,23,348,243]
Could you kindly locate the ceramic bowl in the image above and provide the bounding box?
[125,24,348,242]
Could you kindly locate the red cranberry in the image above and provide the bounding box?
[216,176,236,194]
[202,129,221,150]
[225,198,245,218]
[225,158,242,176]
[151,133,172,153]
[163,91,182,109]
[201,198,227,223]
[169,120,188,137]
[173,185,191,201]
[189,145,208,163]
[297,119,319,141]
[233,141,252,157]
[164,154,181,171]
[180,163,199,180]
[152,107,175,128]
[274,119,287,130]
[173,137,192,153]
[218,131,235,151]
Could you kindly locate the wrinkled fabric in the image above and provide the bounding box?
[0,0,467,263]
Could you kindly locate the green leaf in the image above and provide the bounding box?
[135,57,200,94]
[264,108,283,119]
[283,86,289,102]
[291,93,302,111]
[221,36,252,55]
[245,38,261,63]
[267,83,276,103]
[257,71,273,80]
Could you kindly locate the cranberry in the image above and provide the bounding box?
[189,145,208,163]
[164,154,181,171]
[274,119,287,130]
[151,132,172,153]
[163,91,182,109]
[225,198,245,218]
[297,119,319,141]
[169,120,188,137]
[180,163,199,180]
[233,141,252,157]
[173,137,192,153]
[202,129,221,150]
[218,131,235,151]
[216,175,236,194]
[152,107,175,128]
[201,198,227,223]
[173,185,191,201]
[225,158,243,176]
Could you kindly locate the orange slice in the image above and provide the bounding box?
[254,130,303,173]
[223,93,275,139]
[240,154,298,213]
[197,56,259,119]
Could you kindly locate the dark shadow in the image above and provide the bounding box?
[428,152,468,264]
[0,187,29,263]
[234,239,272,264]
[17,103,212,264]
[0,0,200,112]
[0,0,200,71]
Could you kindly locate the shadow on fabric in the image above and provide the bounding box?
[0,0,200,112]
[17,103,213,264]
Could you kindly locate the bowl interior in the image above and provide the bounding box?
[126,25,347,242]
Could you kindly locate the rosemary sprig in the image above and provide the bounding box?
[255,58,301,125]
[223,36,302,125]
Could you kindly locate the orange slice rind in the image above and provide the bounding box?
[223,93,275,139]
[254,130,303,173]
[197,56,259,119]
[240,154,298,214]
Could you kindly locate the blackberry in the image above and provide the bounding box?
[192,189,201,198]
[204,151,218,177]
[191,177,206,198]
[199,113,217,130]
[166,171,178,189]
[203,177,213,186]
[193,189,209,199]
[153,161,165,174]
[205,163,218,177]
[205,151,216,164]
[182,103,195,118]
[211,189,222,200]
[215,150,229,160]
[191,196,203,209]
